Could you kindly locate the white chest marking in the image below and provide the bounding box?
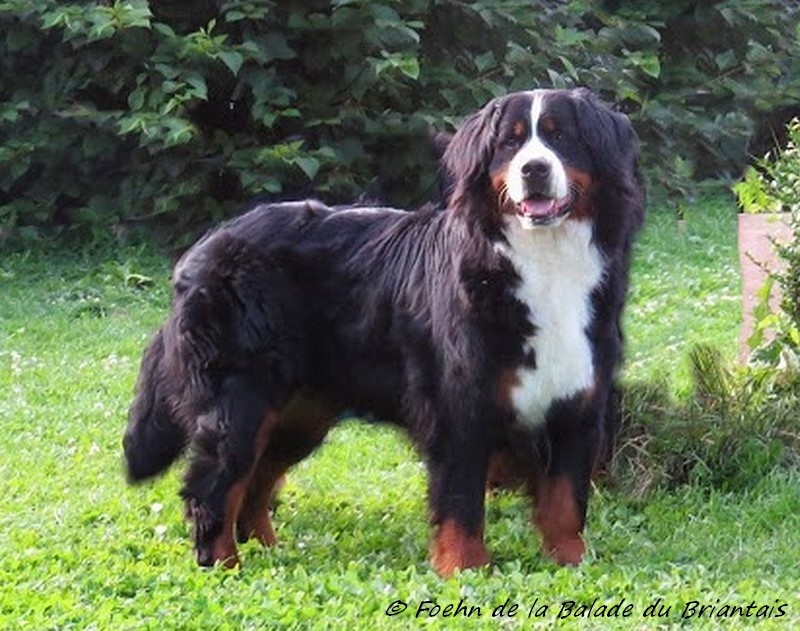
[496,220,604,427]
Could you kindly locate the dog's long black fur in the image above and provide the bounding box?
[124,88,644,575]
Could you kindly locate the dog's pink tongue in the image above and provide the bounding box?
[519,198,556,218]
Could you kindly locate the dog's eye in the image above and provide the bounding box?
[502,135,523,149]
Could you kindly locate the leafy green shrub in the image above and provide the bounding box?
[758,119,800,215]
[613,345,800,498]
[1,1,799,241]
[767,120,800,338]
[0,0,442,242]
[733,118,800,368]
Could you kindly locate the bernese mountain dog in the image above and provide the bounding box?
[123,88,644,577]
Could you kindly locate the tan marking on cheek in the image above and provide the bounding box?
[490,166,508,194]
[490,165,519,218]
[565,166,596,221]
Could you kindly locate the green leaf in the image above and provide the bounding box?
[546,68,568,89]
[217,50,244,75]
[554,24,588,47]
[558,55,579,82]
[127,87,145,110]
[263,31,296,61]
[715,50,738,72]
[117,115,145,135]
[162,80,181,94]
[292,156,320,180]
[473,52,496,74]
[186,74,208,100]
[225,10,246,22]
[640,56,661,78]
[396,56,419,80]
[625,50,661,78]
[374,52,420,80]
[152,22,175,37]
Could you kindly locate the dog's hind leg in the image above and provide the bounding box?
[236,393,337,548]
[181,375,278,568]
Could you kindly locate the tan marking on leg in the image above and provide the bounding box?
[208,411,281,567]
[238,468,284,547]
[237,393,336,548]
[533,475,585,565]
[430,518,490,578]
[210,478,248,568]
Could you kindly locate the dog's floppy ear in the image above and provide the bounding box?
[572,88,645,235]
[571,88,639,184]
[442,96,505,208]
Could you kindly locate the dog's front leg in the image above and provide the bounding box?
[530,408,598,566]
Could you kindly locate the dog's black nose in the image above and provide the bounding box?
[521,159,551,180]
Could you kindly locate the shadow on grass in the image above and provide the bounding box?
[610,345,800,499]
[238,488,559,576]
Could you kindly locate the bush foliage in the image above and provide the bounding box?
[734,118,800,368]
[613,344,800,498]
[1,0,799,240]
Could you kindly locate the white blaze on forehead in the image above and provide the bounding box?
[505,92,569,205]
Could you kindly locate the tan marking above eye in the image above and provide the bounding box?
[512,120,527,138]
[539,117,556,133]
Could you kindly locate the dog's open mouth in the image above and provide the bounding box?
[516,194,572,229]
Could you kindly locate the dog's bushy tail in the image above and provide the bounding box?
[123,229,309,484]
[123,329,189,483]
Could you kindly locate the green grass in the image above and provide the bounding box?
[625,192,742,393]
[1,191,798,629]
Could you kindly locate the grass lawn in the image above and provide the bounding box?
[1,190,798,629]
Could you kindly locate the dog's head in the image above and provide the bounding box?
[443,88,642,234]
